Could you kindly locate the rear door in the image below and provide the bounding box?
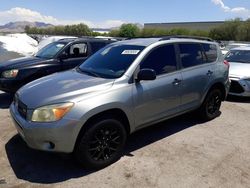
[177,43,213,111]
[61,42,88,70]
[133,44,182,128]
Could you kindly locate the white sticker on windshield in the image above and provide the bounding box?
[56,44,64,48]
[122,50,140,55]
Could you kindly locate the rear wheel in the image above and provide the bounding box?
[74,118,127,169]
[199,89,222,121]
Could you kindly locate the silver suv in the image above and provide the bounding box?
[10,36,230,169]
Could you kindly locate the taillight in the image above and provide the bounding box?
[224,60,230,68]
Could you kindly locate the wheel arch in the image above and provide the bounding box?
[74,108,131,151]
[204,82,227,102]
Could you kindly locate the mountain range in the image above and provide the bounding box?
[0,21,144,33]
[0,21,53,33]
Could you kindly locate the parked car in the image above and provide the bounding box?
[225,46,250,97]
[38,36,77,50]
[221,43,249,55]
[10,36,230,169]
[0,38,114,93]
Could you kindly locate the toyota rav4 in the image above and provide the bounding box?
[10,36,230,169]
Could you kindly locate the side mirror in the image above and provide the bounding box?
[136,69,156,82]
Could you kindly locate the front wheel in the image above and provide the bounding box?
[199,89,222,121]
[74,118,127,170]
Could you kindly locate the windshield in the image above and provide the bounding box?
[225,50,250,64]
[78,44,145,78]
[35,42,66,59]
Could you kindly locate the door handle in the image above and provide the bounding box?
[172,78,182,86]
[207,70,213,76]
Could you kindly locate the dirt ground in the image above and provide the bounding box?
[0,91,250,188]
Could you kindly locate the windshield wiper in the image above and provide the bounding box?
[77,67,101,78]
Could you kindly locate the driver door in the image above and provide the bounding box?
[132,44,182,128]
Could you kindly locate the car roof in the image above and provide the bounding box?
[228,43,249,46]
[58,37,115,43]
[231,46,250,51]
[112,36,215,47]
[113,38,161,47]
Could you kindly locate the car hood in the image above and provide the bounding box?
[0,56,46,69]
[17,69,115,109]
[229,62,250,79]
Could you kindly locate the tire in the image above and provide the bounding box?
[199,89,222,121]
[74,118,127,170]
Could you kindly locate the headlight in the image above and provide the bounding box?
[31,103,74,122]
[2,69,19,78]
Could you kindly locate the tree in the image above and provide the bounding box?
[25,23,92,36]
[236,19,250,41]
[140,28,170,37]
[119,24,140,38]
[109,29,120,37]
[209,18,244,41]
[24,25,30,33]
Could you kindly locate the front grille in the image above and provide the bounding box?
[230,80,245,94]
[17,99,27,119]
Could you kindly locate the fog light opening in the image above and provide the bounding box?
[44,141,55,150]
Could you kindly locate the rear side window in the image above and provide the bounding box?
[179,43,204,68]
[202,44,217,63]
[140,45,177,75]
[90,42,107,53]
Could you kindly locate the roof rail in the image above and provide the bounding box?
[159,35,214,42]
[58,37,79,41]
[58,36,120,42]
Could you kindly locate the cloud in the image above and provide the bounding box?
[0,7,126,28]
[211,0,250,17]
[0,7,58,25]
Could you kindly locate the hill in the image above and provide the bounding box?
[0,21,53,33]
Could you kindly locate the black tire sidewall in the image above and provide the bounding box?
[201,89,222,120]
[75,119,127,169]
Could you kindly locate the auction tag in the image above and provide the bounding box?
[122,50,140,55]
[56,44,65,48]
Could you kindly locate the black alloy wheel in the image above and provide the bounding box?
[74,118,127,169]
[88,126,123,161]
[206,91,221,116]
[199,89,222,120]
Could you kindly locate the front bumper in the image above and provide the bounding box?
[9,103,82,153]
[229,78,250,97]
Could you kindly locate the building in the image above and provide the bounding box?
[144,21,225,31]
[91,28,111,34]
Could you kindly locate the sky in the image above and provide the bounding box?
[0,0,249,28]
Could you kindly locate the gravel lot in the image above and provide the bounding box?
[0,91,250,188]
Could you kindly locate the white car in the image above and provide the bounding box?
[222,43,249,55]
[225,46,250,97]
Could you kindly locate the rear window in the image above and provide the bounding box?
[202,43,217,63]
[179,43,204,68]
